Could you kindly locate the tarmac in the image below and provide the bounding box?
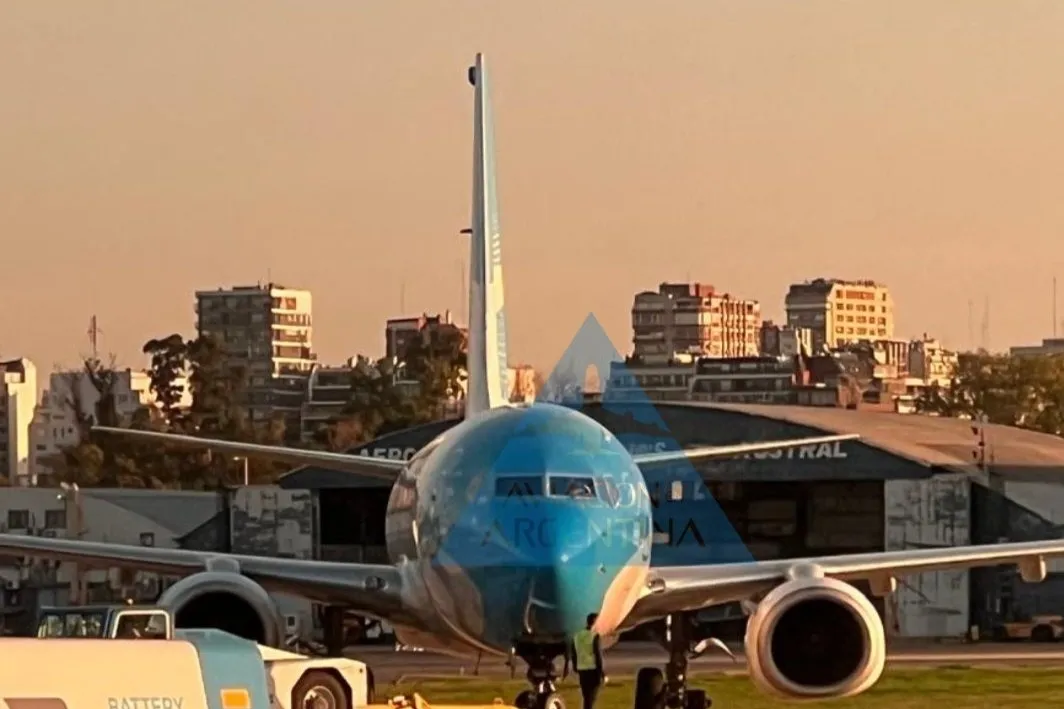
[357,642,1064,684]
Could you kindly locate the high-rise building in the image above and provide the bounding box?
[195,284,315,432]
[631,282,761,362]
[384,310,467,360]
[0,358,37,486]
[784,278,894,352]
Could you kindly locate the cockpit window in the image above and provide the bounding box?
[495,476,544,498]
[548,476,596,499]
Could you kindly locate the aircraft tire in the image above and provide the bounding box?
[633,667,665,709]
[514,690,535,709]
[535,691,565,709]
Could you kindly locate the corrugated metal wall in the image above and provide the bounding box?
[884,475,971,638]
[229,486,316,637]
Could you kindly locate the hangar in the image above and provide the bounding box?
[279,402,1064,640]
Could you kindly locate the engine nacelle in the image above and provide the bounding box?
[744,575,886,701]
[157,571,286,648]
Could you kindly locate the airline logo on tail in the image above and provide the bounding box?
[467,53,510,415]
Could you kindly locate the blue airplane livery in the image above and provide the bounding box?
[8,53,1064,709]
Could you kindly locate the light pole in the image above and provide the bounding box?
[233,456,249,486]
[58,482,85,604]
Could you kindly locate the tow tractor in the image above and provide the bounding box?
[18,603,371,709]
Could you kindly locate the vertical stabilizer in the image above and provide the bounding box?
[465,53,510,417]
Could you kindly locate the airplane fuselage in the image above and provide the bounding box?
[380,402,654,657]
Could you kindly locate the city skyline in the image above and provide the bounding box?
[5,2,1064,372]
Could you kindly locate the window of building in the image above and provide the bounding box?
[7,510,29,529]
[44,509,66,529]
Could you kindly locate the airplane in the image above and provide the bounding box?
[6,52,1064,709]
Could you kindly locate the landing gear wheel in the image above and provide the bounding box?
[634,667,665,709]
[514,690,535,709]
[293,670,349,709]
[536,692,566,709]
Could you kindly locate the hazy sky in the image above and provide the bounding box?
[4,1,1064,378]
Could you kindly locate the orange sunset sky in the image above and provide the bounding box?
[4,1,1064,376]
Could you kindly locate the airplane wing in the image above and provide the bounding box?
[0,533,414,624]
[630,434,860,466]
[627,539,1064,624]
[92,426,405,480]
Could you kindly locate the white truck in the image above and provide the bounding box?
[19,603,371,709]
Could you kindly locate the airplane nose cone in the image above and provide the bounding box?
[524,507,638,637]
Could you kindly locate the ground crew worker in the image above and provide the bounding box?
[566,613,606,709]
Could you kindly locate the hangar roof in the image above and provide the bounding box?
[86,489,222,536]
[279,404,1064,489]
[672,402,1064,482]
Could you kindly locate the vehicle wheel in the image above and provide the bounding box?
[293,670,348,709]
[634,667,665,709]
[536,692,565,709]
[514,690,535,709]
[1032,625,1054,643]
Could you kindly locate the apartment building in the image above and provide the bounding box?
[195,284,315,434]
[0,359,37,486]
[760,322,815,357]
[784,278,894,352]
[605,356,696,402]
[385,310,467,360]
[33,369,191,477]
[908,336,959,386]
[300,361,357,442]
[1010,337,1064,357]
[631,283,761,363]
[689,356,800,404]
[508,365,538,404]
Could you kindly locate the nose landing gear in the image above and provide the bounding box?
[512,641,568,709]
[632,614,736,709]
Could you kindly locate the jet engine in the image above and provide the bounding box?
[744,574,886,700]
[156,571,286,648]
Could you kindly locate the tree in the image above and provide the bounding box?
[316,325,468,448]
[46,356,144,487]
[919,352,1064,436]
[142,334,188,425]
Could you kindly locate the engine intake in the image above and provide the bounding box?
[744,575,886,700]
[157,571,285,648]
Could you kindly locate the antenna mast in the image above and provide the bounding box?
[967,299,974,350]
[87,315,102,359]
[980,296,990,352]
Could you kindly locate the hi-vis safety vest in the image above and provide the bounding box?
[573,629,598,671]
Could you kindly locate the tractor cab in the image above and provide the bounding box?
[35,603,173,640]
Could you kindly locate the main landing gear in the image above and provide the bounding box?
[633,614,735,709]
[512,641,568,709]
